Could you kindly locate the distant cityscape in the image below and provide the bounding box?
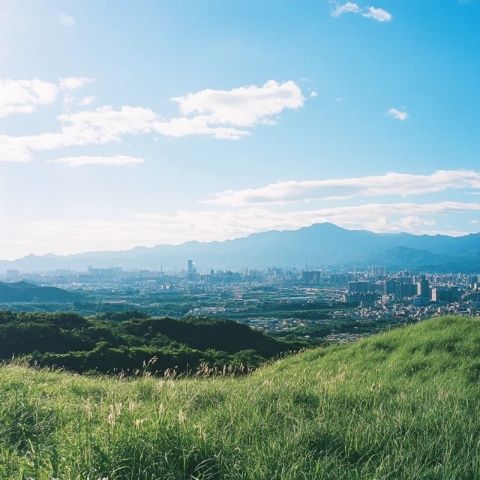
[2,260,478,342]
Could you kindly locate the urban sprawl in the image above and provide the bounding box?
[3,261,479,342]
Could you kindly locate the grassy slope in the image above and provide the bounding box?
[1,315,480,479]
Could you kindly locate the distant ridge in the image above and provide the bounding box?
[0,281,77,302]
[1,223,479,273]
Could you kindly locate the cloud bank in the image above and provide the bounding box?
[12,201,478,257]
[207,170,480,206]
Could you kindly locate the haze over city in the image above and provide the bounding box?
[1,0,479,260]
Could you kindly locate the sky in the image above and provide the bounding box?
[0,0,479,260]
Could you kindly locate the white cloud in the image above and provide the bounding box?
[207,170,480,206]
[58,13,75,28]
[331,2,392,22]
[49,155,144,167]
[331,2,361,17]
[362,6,392,22]
[0,105,157,163]
[153,80,304,139]
[386,108,409,121]
[154,116,249,140]
[0,79,58,118]
[60,78,94,109]
[306,201,480,234]
[0,77,95,120]
[68,203,480,236]
[169,80,305,131]
[59,77,93,90]
[0,80,305,162]
[57,105,157,142]
[396,215,435,230]
[63,94,96,110]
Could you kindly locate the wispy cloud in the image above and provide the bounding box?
[386,108,409,121]
[49,155,144,167]
[154,116,250,140]
[63,94,96,109]
[58,13,75,28]
[331,2,392,22]
[362,6,392,22]
[331,2,361,17]
[207,170,480,206]
[59,77,93,90]
[78,95,95,106]
[58,106,157,142]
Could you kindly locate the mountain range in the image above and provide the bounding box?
[1,223,479,273]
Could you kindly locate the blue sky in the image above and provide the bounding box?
[0,0,479,259]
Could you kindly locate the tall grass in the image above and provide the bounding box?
[1,315,480,479]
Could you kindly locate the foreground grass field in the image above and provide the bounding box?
[1,315,480,479]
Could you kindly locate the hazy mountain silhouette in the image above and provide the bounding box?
[1,223,479,273]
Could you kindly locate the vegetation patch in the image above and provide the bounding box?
[0,311,297,375]
[1,315,480,479]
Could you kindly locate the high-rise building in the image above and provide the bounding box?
[302,271,323,285]
[348,281,373,294]
[431,287,460,303]
[383,278,416,299]
[384,279,396,295]
[417,275,430,298]
[187,260,197,278]
[369,265,386,277]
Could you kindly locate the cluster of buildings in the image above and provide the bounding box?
[299,267,480,320]
[2,261,479,328]
[301,266,478,306]
[342,272,477,307]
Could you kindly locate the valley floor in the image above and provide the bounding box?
[1,315,480,479]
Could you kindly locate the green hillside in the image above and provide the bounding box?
[1,315,480,479]
[0,312,295,374]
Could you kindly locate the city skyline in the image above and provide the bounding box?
[1,0,480,259]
